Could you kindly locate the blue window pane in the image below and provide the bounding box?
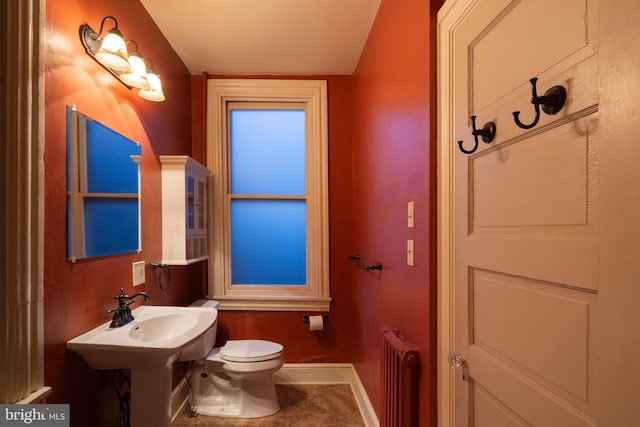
[85,119,141,194]
[84,198,139,257]
[231,200,306,285]
[230,110,305,195]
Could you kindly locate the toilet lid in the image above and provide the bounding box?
[219,340,283,362]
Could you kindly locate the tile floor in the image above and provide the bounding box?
[171,384,366,427]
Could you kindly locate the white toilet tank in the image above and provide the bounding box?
[179,299,219,361]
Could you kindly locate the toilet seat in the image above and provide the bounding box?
[209,340,284,363]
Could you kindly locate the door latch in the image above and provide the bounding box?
[448,353,469,381]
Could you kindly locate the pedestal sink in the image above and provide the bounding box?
[67,305,217,427]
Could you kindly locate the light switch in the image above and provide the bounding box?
[132,261,145,286]
[408,201,415,228]
[407,240,415,267]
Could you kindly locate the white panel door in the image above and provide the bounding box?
[438,0,640,425]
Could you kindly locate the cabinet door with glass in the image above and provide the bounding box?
[160,155,211,265]
[186,169,207,238]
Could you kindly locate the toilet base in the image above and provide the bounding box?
[190,367,281,418]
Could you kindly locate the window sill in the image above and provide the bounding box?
[209,295,331,312]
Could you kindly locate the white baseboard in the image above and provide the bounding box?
[171,363,379,427]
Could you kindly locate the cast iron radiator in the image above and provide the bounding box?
[380,327,420,427]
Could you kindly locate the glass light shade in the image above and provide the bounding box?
[119,53,150,89]
[137,71,165,102]
[95,29,130,72]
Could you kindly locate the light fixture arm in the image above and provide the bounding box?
[125,39,141,53]
[94,15,120,39]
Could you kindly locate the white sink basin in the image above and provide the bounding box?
[67,305,217,369]
[129,313,199,343]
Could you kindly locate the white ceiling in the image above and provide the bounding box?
[140,0,382,75]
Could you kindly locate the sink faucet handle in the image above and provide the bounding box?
[107,306,124,327]
[114,288,127,302]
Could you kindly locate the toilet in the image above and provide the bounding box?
[179,299,284,418]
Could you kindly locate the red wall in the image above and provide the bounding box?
[351,0,441,425]
[201,76,355,363]
[44,1,201,424]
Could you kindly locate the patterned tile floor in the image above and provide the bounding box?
[172,384,366,427]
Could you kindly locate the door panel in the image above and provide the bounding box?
[470,347,596,427]
[474,384,530,427]
[472,0,588,113]
[472,122,589,228]
[473,270,594,402]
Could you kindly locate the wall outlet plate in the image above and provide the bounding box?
[132,261,145,286]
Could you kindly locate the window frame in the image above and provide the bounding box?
[206,79,330,311]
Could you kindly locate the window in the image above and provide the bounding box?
[207,80,330,311]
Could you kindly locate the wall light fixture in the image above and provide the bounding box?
[119,41,150,90]
[137,61,165,102]
[80,16,165,102]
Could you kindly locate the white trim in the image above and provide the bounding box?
[206,79,330,312]
[1,0,46,404]
[437,0,478,426]
[16,387,52,404]
[171,363,379,427]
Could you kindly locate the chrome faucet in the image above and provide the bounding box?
[107,288,151,328]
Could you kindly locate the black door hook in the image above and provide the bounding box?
[457,115,497,155]
[512,77,567,130]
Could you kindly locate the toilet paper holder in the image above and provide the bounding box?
[302,315,329,324]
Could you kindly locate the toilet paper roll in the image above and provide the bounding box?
[308,315,324,331]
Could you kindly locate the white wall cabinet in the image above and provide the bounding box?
[160,155,211,265]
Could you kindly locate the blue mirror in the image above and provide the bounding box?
[67,107,142,261]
